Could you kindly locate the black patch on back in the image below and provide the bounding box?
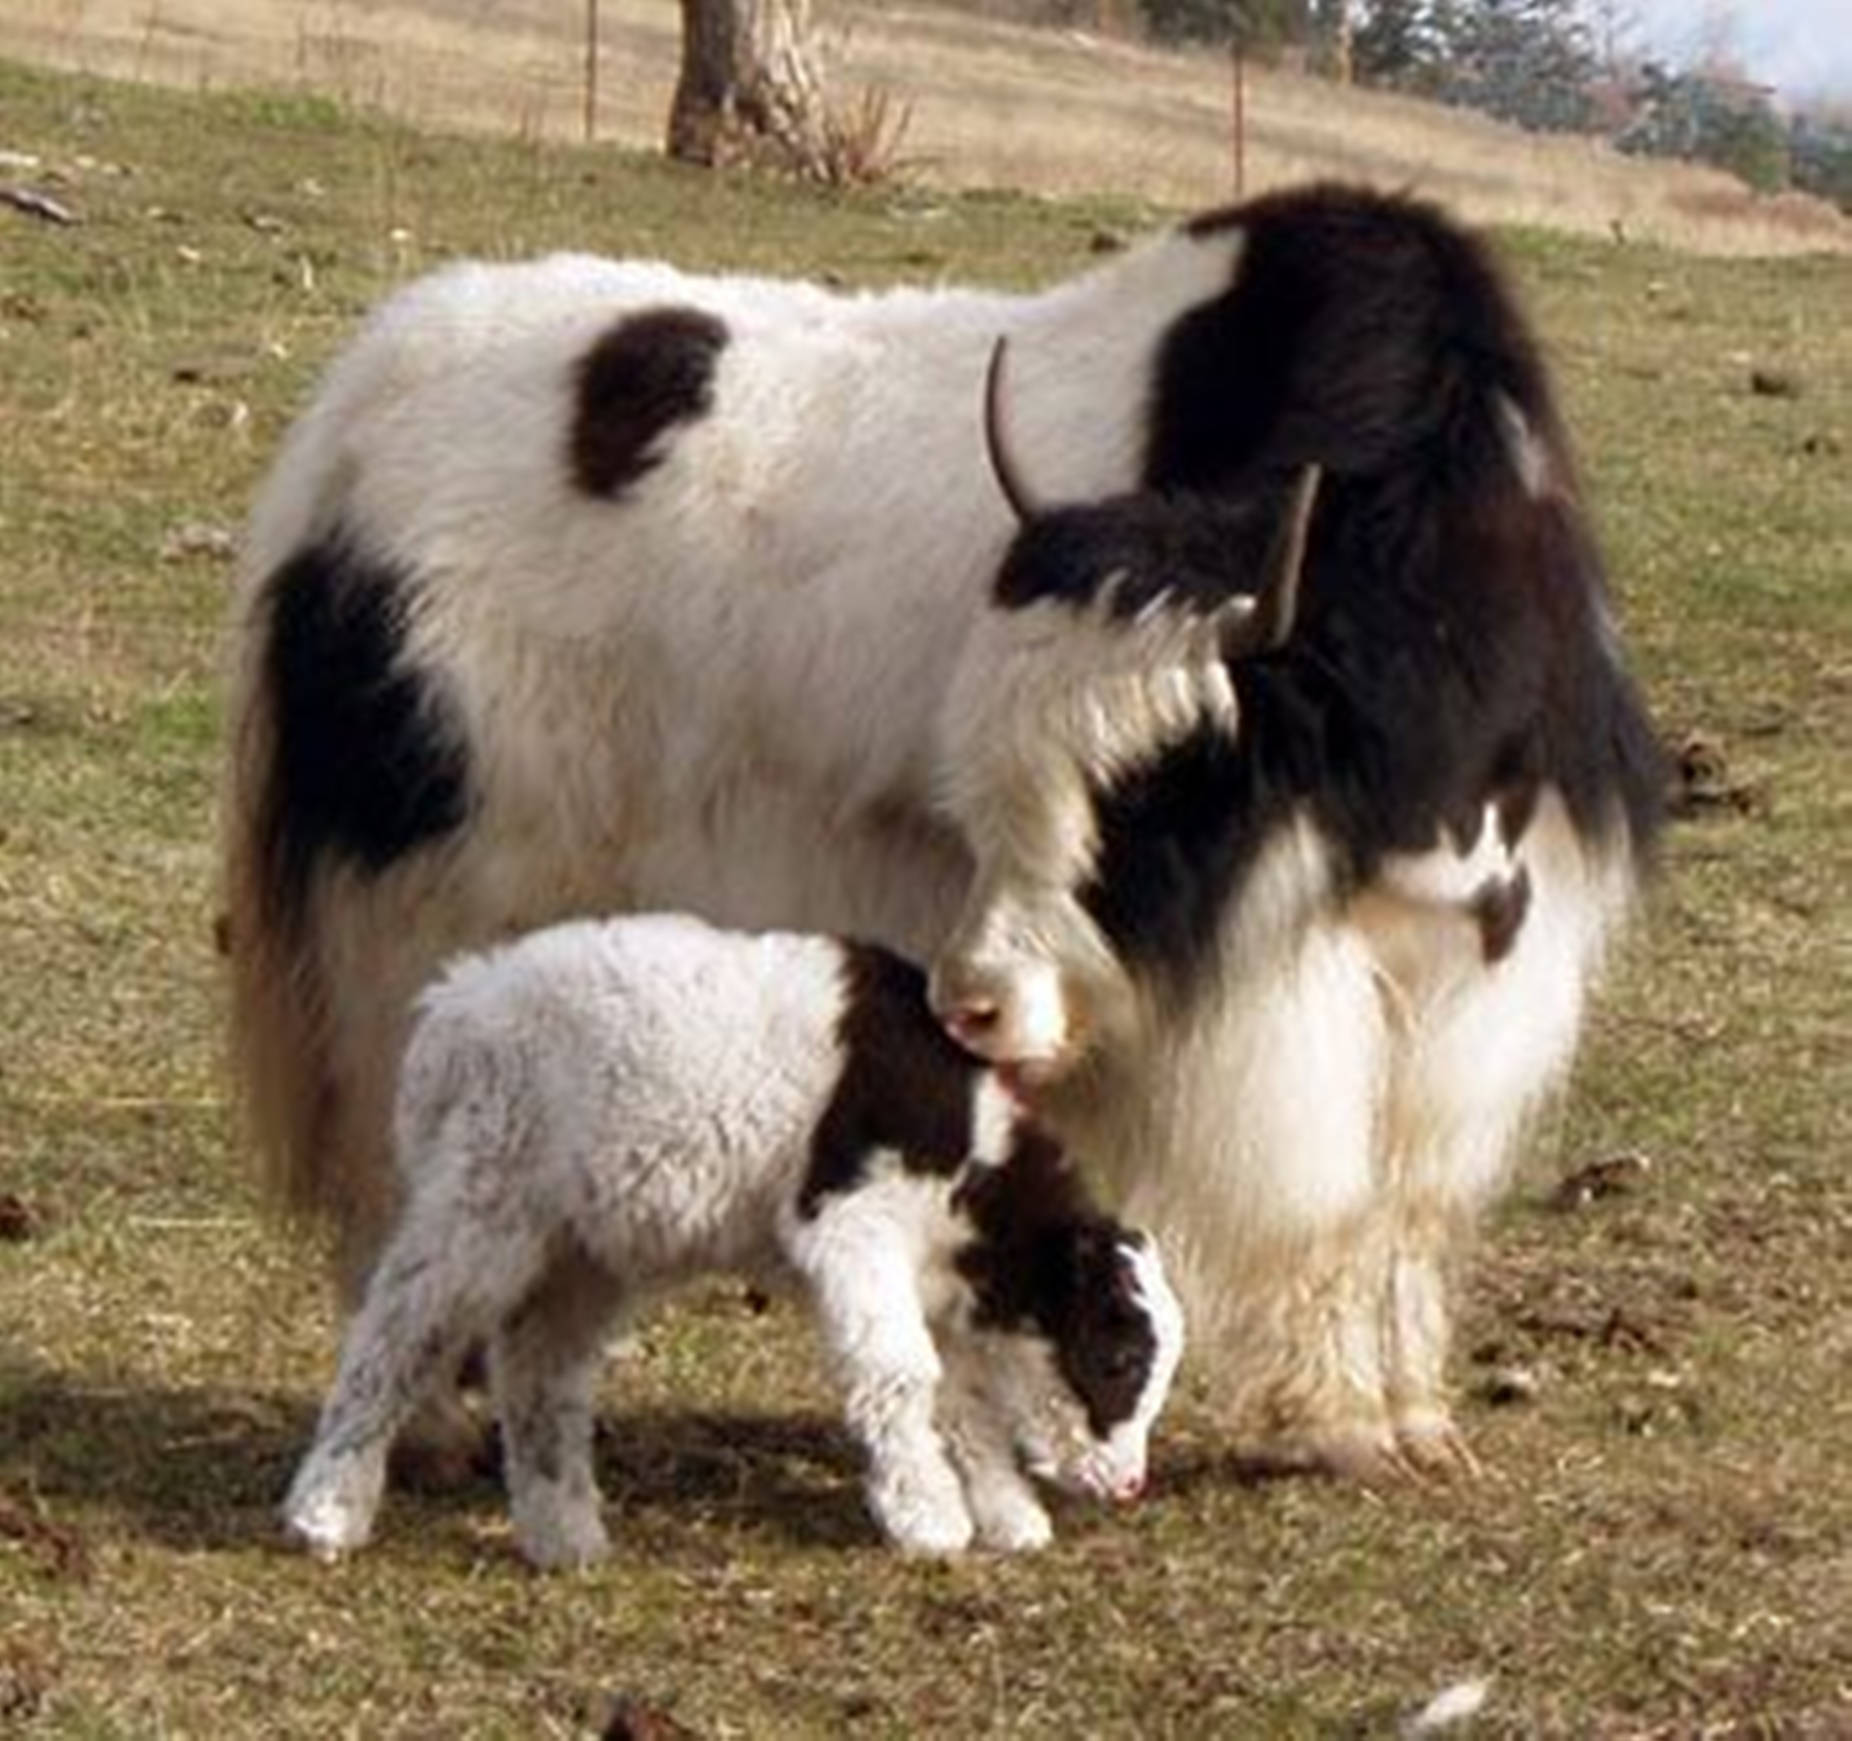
[1056,184,1665,1009]
[569,306,729,498]
[256,536,471,933]
[799,942,990,1215]
[953,1133,1157,1436]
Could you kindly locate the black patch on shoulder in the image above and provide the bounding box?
[799,942,990,1215]
[569,305,728,498]
[954,1132,1156,1436]
[1060,183,1665,1011]
[256,536,471,934]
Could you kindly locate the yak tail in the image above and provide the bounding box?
[218,589,409,1303]
[220,638,336,1228]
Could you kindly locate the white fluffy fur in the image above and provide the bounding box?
[229,223,1640,1481]
[281,914,1182,1566]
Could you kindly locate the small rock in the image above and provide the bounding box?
[1401,1677,1491,1736]
[1668,732,1768,820]
[0,1193,38,1242]
[601,1693,700,1741]
[1549,1150,1651,1210]
[1479,1364,1540,1406]
[160,522,238,563]
[1749,367,1801,398]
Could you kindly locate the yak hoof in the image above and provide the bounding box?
[1395,1410,1484,1482]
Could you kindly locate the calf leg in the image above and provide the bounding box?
[786,1193,973,1555]
[934,1341,1053,1552]
[283,1176,548,1558]
[492,1250,628,1571]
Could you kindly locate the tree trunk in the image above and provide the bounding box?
[668,0,830,172]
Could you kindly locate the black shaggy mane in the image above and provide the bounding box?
[1066,184,1666,1001]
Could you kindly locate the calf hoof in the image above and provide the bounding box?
[869,1467,974,1556]
[513,1505,612,1572]
[972,1495,1054,1554]
[282,1478,378,1562]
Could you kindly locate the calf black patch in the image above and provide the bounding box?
[569,306,729,499]
[799,942,988,1215]
[954,1133,1157,1436]
[257,536,470,933]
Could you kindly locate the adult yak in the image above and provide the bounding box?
[222,183,1663,1480]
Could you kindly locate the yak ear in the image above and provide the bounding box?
[1224,462,1321,657]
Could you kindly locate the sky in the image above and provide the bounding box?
[1621,0,1852,101]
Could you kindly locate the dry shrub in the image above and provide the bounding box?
[712,78,914,188]
[813,80,915,187]
[1670,181,1852,242]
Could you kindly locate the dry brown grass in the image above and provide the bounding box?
[3,0,1850,254]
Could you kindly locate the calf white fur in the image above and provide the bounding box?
[282,914,1184,1565]
[226,182,1662,1483]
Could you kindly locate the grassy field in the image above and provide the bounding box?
[3,0,1850,256]
[2,54,1851,1739]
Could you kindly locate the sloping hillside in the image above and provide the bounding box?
[3,0,1848,252]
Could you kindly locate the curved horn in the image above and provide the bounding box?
[983,336,1043,524]
[1231,463,1321,655]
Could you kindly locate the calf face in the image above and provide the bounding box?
[951,1137,1186,1503]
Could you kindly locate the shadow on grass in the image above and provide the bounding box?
[0,1360,875,1560]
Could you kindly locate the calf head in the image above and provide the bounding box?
[928,338,1319,1075]
[952,1129,1186,1503]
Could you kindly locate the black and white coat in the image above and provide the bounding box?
[228,181,1662,1483]
[282,913,1184,1566]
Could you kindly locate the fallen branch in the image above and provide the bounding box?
[1,185,79,225]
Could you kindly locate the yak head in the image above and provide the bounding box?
[927,339,1320,1078]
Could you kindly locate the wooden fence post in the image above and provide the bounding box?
[584,0,601,143]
